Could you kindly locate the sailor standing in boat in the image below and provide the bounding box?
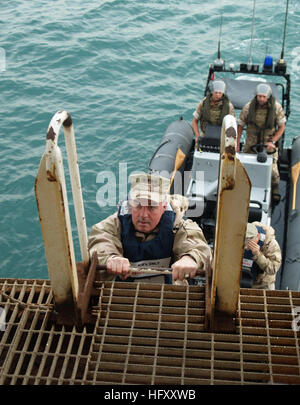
[243,222,282,290]
[192,79,235,148]
[88,172,212,284]
[237,83,286,201]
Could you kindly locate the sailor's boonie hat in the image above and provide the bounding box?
[129,172,170,206]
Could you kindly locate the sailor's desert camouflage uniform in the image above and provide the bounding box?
[193,97,236,137]
[88,194,212,281]
[238,100,286,186]
[250,221,282,290]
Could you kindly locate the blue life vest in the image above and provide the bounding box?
[117,200,176,283]
[241,225,266,287]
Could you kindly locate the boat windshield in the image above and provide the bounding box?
[221,77,281,110]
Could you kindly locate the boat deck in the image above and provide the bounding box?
[1,278,300,385]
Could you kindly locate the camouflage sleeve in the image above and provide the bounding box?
[275,101,286,127]
[172,219,212,270]
[252,237,282,276]
[88,212,123,280]
[237,102,250,127]
[193,99,204,120]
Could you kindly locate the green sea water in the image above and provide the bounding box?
[1,0,300,279]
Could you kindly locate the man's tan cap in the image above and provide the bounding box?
[245,223,258,241]
[129,172,170,206]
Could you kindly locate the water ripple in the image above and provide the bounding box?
[0,0,298,278]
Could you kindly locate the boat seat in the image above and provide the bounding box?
[248,201,262,222]
[199,125,222,152]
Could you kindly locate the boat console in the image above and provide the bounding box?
[186,146,272,243]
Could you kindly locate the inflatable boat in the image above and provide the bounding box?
[149,55,300,292]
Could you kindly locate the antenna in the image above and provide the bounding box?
[240,0,259,73]
[217,12,223,59]
[214,13,224,71]
[248,0,256,67]
[281,0,289,59]
[275,0,289,74]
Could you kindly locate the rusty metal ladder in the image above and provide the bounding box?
[34,112,251,331]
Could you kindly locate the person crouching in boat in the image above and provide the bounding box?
[242,222,282,290]
[88,172,212,285]
[192,79,236,149]
[237,83,286,202]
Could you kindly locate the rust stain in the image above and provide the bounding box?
[225,126,236,138]
[63,113,73,128]
[46,127,56,141]
[34,177,39,195]
[58,184,74,270]
[46,169,57,182]
[224,178,235,189]
[225,145,236,157]
[59,184,67,216]
[34,178,43,222]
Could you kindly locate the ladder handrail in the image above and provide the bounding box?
[45,110,89,267]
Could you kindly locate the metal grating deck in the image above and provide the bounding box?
[1,278,300,385]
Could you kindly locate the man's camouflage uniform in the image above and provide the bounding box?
[238,98,286,187]
[193,95,236,137]
[88,194,212,282]
[249,221,282,290]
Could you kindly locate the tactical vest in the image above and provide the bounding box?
[242,225,266,287]
[200,94,230,133]
[247,96,277,142]
[117,200,176,283]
